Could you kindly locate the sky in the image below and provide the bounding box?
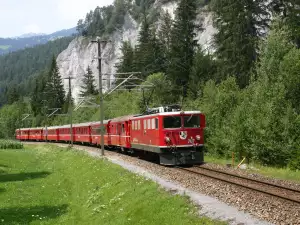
[0,0,114,37]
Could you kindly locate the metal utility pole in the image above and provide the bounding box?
[91,39,108,156]
[64,76,75,147]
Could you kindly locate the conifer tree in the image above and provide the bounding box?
[115,41,135,87]
[167,0,198,96]
[80,66,98,97]
[30,71,47,116]
[211,0,269,88]
[271,0,300,47]
[44,56,65,111]
[7,86,19,104]
[134,12,164,79]
[158,11,173,53]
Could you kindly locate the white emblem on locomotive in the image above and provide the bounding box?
[179,131,187,140]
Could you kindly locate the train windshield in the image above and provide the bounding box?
[163,116,181,128]
[184,115,200,128]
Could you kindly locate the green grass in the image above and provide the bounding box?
[0,45,11,50]
[0,145,224,225]
[0,139,23,149]
[205,154,300,183]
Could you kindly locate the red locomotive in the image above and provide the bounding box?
[16,105,206,165]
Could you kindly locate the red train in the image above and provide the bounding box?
[16,106,206,165]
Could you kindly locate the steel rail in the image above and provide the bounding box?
[195,166,300,194]
[177,167,300,205]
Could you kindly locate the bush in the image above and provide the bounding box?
[289,150,300,171]
[0,139,23,149]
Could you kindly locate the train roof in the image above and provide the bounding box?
[109,115,137,122]
[132,111,202,119]
[89,120,109,126]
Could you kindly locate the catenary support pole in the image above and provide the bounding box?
[64,76,74,147]
[92,39,106,156]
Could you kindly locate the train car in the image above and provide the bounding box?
[130,107,205,165]
[28,127,43,141]
[47,126,59,142]
[16,128,30,141]
[90,121,109,146]
[58,125,72,142]
[109,116,133,150]
[73,122,92,144]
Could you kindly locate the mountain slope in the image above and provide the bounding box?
[0,36,73,105]
[0,27,76,55]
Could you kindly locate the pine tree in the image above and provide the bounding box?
[134,13,164,79]
[188,49,216,99]
[271,0,300,47]
[7,86,19,104]
[115,41,135,87]
[76,19,86,36]
[158,10,173,53]
[44,56,65,111]
[80,66,98,97]
[167,0,198,96]
[211,0,269,88]
[30,71,47,116]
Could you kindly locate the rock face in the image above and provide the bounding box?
[57,2,216,102]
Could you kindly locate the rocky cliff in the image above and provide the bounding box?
[57,1,216,102]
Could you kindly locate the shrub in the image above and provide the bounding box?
[0,139,23,149]
[289,149,300,171]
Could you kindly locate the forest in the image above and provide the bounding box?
[0,0,299,170]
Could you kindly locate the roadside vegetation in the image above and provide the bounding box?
[0,144,224,225]
[0,139,23,149]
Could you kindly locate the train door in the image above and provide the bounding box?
[107,121,111,146]
[118,123,122,146]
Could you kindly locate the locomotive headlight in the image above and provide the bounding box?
[196,135,201,141]
[165,137,171,143]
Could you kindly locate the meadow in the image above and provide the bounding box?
[0,144,224,225]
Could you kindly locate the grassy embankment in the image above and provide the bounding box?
[0,144,224,225]
[205,155,300,183]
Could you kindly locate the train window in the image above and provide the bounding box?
[163,116,181,129]
[143,120,146,129]
[152,119,156,129]
[148,119,151,130]
[133,121,136,130]
[122,124,125,133]
[184,115,200,128]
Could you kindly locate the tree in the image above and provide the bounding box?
[188,49,216,99]
[158,10,173,53]
[80,66,98,97]
[115,41,135,87]
[44,56,65,111]
[211,0,269,88]
[76,19,86,36]
[270,0,300,47]
[30,70,47,116]
[134,13,164,79]
[167,0,198,96]
[6,86,19,104]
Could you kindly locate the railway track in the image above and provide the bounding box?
[177,166,300,205]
